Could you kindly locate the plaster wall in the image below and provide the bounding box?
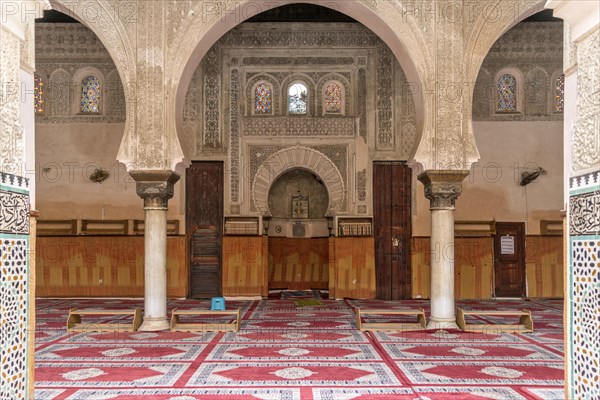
[33,21,563,239]
[35,123,184,222]
[414,121,564,236]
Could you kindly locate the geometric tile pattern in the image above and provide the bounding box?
[0,172,30,400]
[569,238,600,398]
[568,170,600,399]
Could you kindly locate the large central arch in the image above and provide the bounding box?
[167,0,431,162]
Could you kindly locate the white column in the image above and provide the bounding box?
[131,171,180,331]
[428,208,457,328]
[418,171,468,330]
[140,200,169,331]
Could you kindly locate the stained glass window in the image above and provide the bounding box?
[288,83,308,115]
[34,76,44,114]
[324,81,343,114]
[497,74,517,112]
[555,74,565,113]
[80,76,101,113]
[255,82,273,114]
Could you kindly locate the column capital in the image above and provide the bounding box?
[130,170,181,209]
[418,170,469,210]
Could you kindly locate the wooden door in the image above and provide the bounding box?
[494,222,526,297]
[186,161,223,298]
[373,162,412,300]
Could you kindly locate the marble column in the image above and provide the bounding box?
[130,171,180,331]
[418,171,469,329]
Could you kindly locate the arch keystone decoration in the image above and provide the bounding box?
[252,147,345,215]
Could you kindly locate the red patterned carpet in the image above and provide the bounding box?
[35,297,564,399]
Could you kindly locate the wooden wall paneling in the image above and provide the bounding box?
[331,237,376,299]
[411,237,494,300]
[454,237,494,299]
[36,236,186,297]
[525,236,564,298]
[411,237,430,299]
[222,236,266,296]
[268,237,329,290]
[328,237,337,298]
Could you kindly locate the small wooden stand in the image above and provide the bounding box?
[456,308,534,333]
[66,308,142,332]
[355,308,427,332]
[170,308,240,332]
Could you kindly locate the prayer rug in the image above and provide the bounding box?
[293,299,324,307]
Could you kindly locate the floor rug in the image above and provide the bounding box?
[35,297,565,399]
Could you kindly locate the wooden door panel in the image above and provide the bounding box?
[373,162,412,300]
[494,222,525,297]
[186,162,224,299]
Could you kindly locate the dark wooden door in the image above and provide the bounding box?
[494,222,526,297]
[186,161,223,299]
[373,162,412,300]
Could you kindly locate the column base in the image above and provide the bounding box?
[426,318,459,330]
[139,317,169,331]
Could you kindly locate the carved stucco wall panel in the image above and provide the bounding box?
[0,27,25,174]
[572,29,600,172]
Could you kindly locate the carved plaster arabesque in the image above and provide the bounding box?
[203,46,221,148]
[242,117,355,137]
[376,43,394,149]
[357,169,367,202]
[358,68,367,142]
[252,146,346,216]
[0,27,24,175]
[230,68,240,203]
[418,170,470,210]
[572,29,600,172]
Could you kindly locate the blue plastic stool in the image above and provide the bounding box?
[210,297,226,311]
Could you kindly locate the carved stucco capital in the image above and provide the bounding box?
[130,170,181,209]
[418,170,469,210]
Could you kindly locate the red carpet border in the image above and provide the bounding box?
[35,298,564,399]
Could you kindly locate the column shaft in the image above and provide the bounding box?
[429,208,457,328]
[130,170,180,331]
[140,204,169,331]
[418,170,469,330]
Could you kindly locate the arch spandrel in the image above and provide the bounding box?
[47,0,143,167]
[459,1,547,171]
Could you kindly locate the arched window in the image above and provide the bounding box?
[34,75,44,114]
[80,75,101,113]
[323,81,343,114]
[288,82,308,115]
[555,74,565,113]
[497,74,518,112]
[254,82,273,114]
